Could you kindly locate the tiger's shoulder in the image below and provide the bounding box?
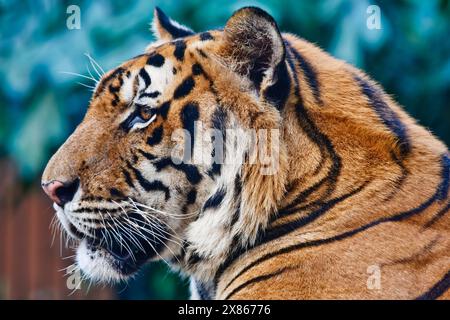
[213,24,449,301]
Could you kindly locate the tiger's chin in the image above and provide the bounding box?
[75,239,142,283]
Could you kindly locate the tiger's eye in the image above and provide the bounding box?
[140,107,154,121]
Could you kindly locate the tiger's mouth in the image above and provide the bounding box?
[54,203,167,280]
[89,213,167,276]
[81,236,159,277]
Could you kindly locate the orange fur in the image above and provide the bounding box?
[42,7,449,299]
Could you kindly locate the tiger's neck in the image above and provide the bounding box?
[174,35,449,298]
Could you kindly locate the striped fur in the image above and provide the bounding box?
[42,7,449,298]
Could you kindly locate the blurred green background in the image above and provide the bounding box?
[0,0,449,299]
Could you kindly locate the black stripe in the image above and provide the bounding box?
[193,62,212,83]
[285,40,322,105]
[278,176,329,216]
[139,91,160,99]
[354,74,411,158]
[173,40,186,61]
[285,44,326,177]
[203,187,226,211]
[147,53,165,67]
[127,162,170,199]
[220,154,450,291]
[230,205,241,227]
[157,101,171,119]
[285,44,299,95]
[154,7,194,39]
[199,32,214,41]
[286,45,325,176]
[147,126,164,146]
[109,188,125,198]
[95,67,124,97]
[108,83,121,93]
[267,182,368,241]
[138,68,151,87]
[233,174,242,199]
[230,174,242,226]
[138,149,156,161]
[424,200,450,228]
[276,42,341,214]
[224,267,289,300]
[174,76,195,99]
[262,60,291,110]
[120,108,143,132]
[416,270,450,300]
[81,196,105,202]
[143,179,170,200]
[279,102,342,213]
[196,281,213,300]
[192,63,203,76]
[180,188,195,216]
[207,106,227,177]
[384,151,409,201]
[197,48,208,58]
[122,168,135,188]
[248,60,266,90]
[188,252,202,265]
[72,207,123,214]
[153,157,202,185]
[80,217,103,224]
[181,102,200,159]
[109,81,122,107]
[208,164,221,179]
[186,189,197,205]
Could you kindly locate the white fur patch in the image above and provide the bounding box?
[117,58,174,131]
[189,278,201,300]
[151,14,193,41]
[120,70,137,102]
[76,239,125,283]
[186,116,250,261]
[141,61,173,95]
[130,114,157,132]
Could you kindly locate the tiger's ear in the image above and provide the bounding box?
[152,7,195,41]
[220,7,290,109]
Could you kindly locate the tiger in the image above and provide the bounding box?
[41,6,449,300]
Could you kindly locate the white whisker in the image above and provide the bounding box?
[104,211,136,262]
[76,81,96,90]
[85,52,105,77]
[127,215,185,248]
[128,198,198,219]
[114,218,146,254]
[60,71,98,83]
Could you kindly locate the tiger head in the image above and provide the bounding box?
[42,7,288,282]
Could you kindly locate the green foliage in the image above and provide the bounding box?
[117,262,190,300]
[1,0,449,299]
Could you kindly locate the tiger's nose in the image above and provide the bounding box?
[41,179,80,206]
